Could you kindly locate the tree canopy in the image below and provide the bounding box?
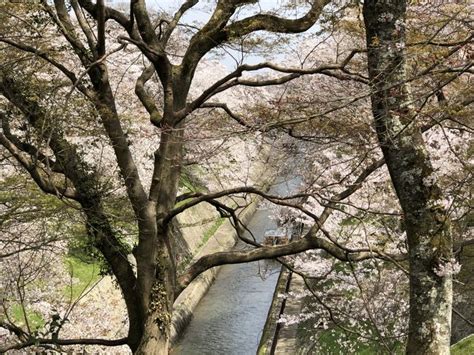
[0,0,472,354]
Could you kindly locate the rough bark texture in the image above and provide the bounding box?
[134,87,187,353]
[363,1,453,354]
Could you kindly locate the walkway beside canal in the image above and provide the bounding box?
[258,267,306,355]
[273,273,305,354]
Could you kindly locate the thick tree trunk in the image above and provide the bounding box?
[135,92,186,353]
[135,318,169,355]
[363,1,453,354]
[135,260,175,355]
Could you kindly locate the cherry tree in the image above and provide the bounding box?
[0,0,472,354]
[246,1,471,352]
[0,1,342,353]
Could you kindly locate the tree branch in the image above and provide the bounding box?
[0,131,78,200]
[169,186,309,222]
[184,49,365,116]
[47,0,92,64]
[224,0,330,38]
[200,102,252,128]
[96,0,106,57]
[0,38,85,93]
[177,225,405,292]
[70,0,98,56]
[135,64,162,126]
[1,113,64,174]
[77,0,131,29]
[179,0,330,91]
[161,0,199,44]
[131,0,161,48]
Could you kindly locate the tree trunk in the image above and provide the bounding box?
[135,257,175,355]
[363,1,453,353]
[135,94,185,353]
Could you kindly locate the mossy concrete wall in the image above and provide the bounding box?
[257,266,291,355]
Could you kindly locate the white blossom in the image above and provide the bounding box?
[434,258,462,277]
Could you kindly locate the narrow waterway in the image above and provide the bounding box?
[172,177,300,355]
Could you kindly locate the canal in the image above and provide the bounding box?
[172,176,300,355]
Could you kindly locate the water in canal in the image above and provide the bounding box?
[172,177,300,355]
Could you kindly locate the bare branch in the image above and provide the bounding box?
[161,0,199,44]
[200,102,252,128]
[96,0,106,57]
[77,0,131,29]
[1,114,64,174]
[0,38,85,92]
[184,49,365,116]
[224,0,330,38]
[0,321,28,341]
[70,0,97,55]
[46,0,92,64]
[179,0,330,90]
[169,186,308,222]
[0,131,78,200]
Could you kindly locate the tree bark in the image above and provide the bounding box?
[363,1,453,354]
[134,84,186,353]
[135,247,175,355]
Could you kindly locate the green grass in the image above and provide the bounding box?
[4,257,99,334]
[11,304,45,331]
[199,218,225,248]
[452,334,474,354]
[177,217,226,272]
[314,328,404,354]
[64,257,101,300]
[179,173,205,193]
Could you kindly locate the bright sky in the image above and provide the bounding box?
[109,0,313,26]
[106,1,318,70]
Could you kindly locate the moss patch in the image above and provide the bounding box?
[452,334,474,355]
[176,217,226,272]
[199,218,225,248]
[309,327,404,354]
[179,172,206,193]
